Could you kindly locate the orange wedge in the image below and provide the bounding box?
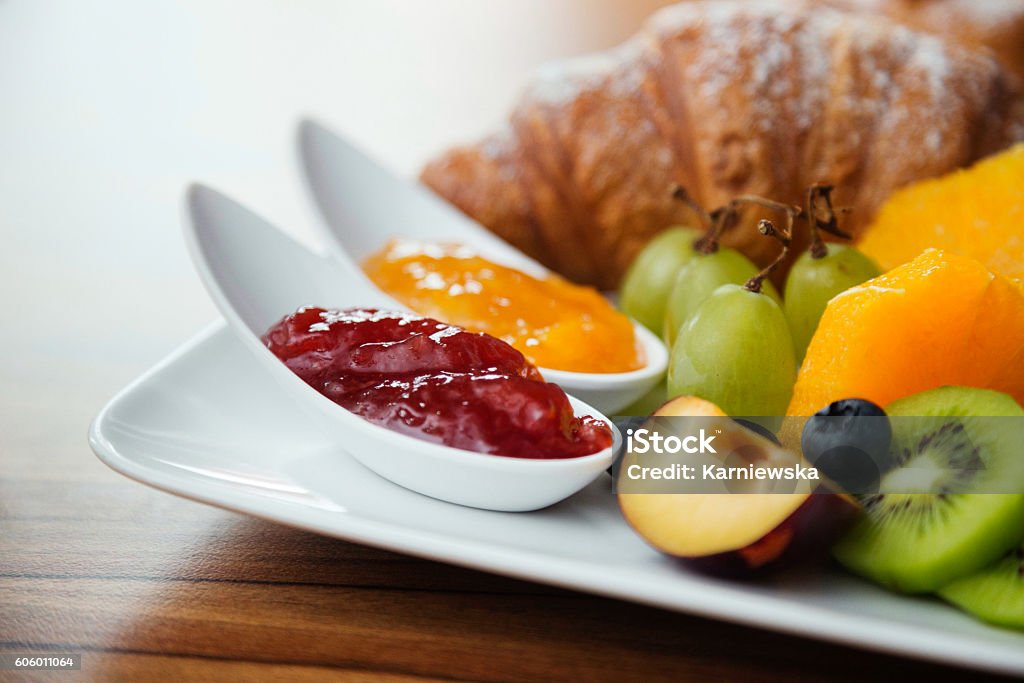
[787,249,1024,416]
[858,144,1024,282]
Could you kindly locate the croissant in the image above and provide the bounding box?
[420,0,1024,289]
[811,0,1024,80]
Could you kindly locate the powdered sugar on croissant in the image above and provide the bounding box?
[811,0,1024,79]
[421,0,1024,288]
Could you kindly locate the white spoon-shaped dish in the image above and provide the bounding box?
[297,119,667,414]
[183,183,618,512]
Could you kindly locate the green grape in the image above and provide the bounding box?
[662,249,781,348]
[668,284,796,432]
[784,244,881,362]
[620,227,701,333]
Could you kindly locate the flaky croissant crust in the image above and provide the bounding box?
[421,0,1024,289]
[812,0,1024,79]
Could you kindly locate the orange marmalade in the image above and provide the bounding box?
[362,240,645,373]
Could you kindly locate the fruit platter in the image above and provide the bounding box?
[91,0,1024,674]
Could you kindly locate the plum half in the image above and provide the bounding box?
[617,396,860,576]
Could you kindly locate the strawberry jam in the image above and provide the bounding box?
[263,307,612,459]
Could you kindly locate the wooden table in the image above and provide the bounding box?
[0,1,1011,680]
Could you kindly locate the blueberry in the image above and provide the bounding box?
[801,399,893,493]
[812,446,881,493]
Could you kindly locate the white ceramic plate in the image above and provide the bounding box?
[90,323,1024,676]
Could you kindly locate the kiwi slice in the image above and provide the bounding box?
[833,386,1024,593]
[938,544,1024,630]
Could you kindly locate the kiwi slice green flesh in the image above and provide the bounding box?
[938,545,1024,630]
[833,386,1024,594]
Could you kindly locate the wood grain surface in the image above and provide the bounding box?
[0,1,1016,681]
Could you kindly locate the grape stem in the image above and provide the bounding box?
[805,184,853,259]
[670,184,852,262]
[745,219,791,294]
[672,185,735,255]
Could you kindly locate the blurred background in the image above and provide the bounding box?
[0,0,675,394]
